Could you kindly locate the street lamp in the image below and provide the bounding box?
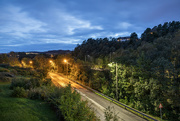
[108,62,118,100]
[29,61,33,68]
[64,59,68,77]
[49,60,53,63]
[49,60,56,72]
[115,62,118,101]
[29,61,33,64]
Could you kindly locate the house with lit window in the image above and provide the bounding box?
[117,37,130,41]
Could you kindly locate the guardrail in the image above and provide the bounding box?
[59,73,159,121]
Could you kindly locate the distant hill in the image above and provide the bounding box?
[25,50,71,55]
[2,50,72,60]
[43,50,71,55]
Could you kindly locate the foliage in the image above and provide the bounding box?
[72,37,122,61]
[141,21,180,42]
[104,106,118,121]
[58,84,98,121]
[0,67,10,72]
[21,57,33,68]
[0,83,57,121]
[27,87,43,100]
[0,72,12,82]
[11,86,27,98]
[8,52,21,67]
[10,77,41,89]
[107,31,180,120]
[0,54,9,64]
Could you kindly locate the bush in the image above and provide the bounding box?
[42,78,52,86]
[29,78,41,88]
[10,77,41,89]
[0,64,10,68]
[58,84,98,121]
[11,87,27,98]
[104,106,118,121]
[27,88,43,100]
[0,68,10,72]
[0,77,11,82]
[0,73,12,82]
[10,69,17,75]
[10,77,28,89]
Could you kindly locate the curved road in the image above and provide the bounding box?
[49,72,146,121]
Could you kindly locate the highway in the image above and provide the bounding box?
[49,72,146,121]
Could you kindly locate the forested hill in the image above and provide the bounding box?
[72,21,180,61]
[71,21,180,120]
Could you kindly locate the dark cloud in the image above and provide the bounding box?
[0,0,179,52]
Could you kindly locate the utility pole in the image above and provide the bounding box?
[64,59,68,77]
[67,62,68,77]
[110,52,112,63]
[116,62,118,100]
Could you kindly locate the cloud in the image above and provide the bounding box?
[0,5,47,38]
[116,22,132,29]
[46,8,103,35]
[0,0,179,53]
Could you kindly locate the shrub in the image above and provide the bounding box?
[58,84,98,121]
[27,88,43,100]
[0,64,10,68]
[0,68,10,72]
[10,77,41,89]
[10,69,17,75]
[42,78,52,86]
[11,87,27,98]
[29,78,41,88]
[10,77,29,89]
[104,106,118,121]
[0,73,12,82]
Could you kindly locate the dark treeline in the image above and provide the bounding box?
[73,21,180,60]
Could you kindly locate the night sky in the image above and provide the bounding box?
[0,0,180,53]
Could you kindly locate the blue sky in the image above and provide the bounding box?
[0,0,180,53]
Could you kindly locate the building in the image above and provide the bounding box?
[117,37,130,42]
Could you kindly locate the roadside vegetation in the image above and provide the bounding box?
[0,65,99,121]
[0,71,56,121]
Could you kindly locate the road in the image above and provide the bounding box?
[49,72,146,121]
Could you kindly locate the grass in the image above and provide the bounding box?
[0,82,57,121]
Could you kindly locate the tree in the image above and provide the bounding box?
[0,54,9,64]
[59,84,98,121]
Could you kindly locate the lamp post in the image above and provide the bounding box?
[64,59,68,77]
[116,62,118,101]
[49,60,56,72]
[29,61,33,64]
[29,61,33,68]
[108,62,118,100]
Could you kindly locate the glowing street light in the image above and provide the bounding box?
[64,59,67,63]
[49,60,56,72]
[29,61,33,64]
